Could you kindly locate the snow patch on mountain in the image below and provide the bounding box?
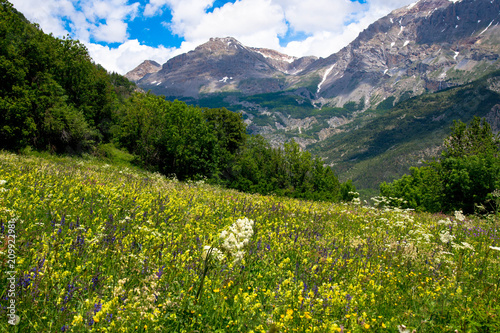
[317,64,336,94]
[255,50,296,63]
[407,1,420,10]
[479,20,494,35]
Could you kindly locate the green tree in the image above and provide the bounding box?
[227,137,345,201]
[115,93,218,180]
[380,117,500,214]
[0,0,119,153]
[202,107,246,177]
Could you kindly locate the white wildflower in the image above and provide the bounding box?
[437,218,453,226]
[440,230,455,243]
[219,217,254,264]
[461,242,474,251]
[0,179,7,185]
[398,324,413,333]
[490,246,500,251]
[454,210,465,222]
[202,246,224,261]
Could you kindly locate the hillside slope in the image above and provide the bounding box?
[312,71,500,193]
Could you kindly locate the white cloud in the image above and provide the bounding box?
[183,0,287,49]
[144,0,173,17]
[276,0,364,33]
[10,0,76,37]
[10,0,139,44]
[92,19,129,44]
[85,39,178,74]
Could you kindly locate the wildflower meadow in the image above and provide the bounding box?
[0,152,499,332]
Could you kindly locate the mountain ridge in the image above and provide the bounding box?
[127,0,500,109]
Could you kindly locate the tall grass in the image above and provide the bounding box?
[0,152,498,332]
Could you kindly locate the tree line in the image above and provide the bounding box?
[380,117,500,214]
[0,0,354,202]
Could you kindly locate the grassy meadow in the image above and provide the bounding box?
[0,152,499,332]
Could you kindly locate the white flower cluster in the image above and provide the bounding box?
[202,245,224,261]
[220,217,254,263]
[454,210,466,222]
[0,179,8,192]
[437,218,454,226]
[202,218,255,264]
[439,230,455,243]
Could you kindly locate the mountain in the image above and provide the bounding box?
[130,37,317,98]
[301,0,500,107]
[128,0,499,106]
[127,0,500,194]
[124,60,161,82]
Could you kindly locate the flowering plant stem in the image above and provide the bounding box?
[195,246,214,304]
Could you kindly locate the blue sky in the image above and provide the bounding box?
[10,0,417,74]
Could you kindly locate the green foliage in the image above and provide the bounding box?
[0,0,127,153]
[202,107,247,178]
[114,93,220,180]
[94,142,135,166]
[226,136,348,202]
[109,72,136,102]
[380,117,500,214]
[376,96,396,110]
[443,117,499,158]
[343,98,365,112]
[340,180,358,202]
[380,165,443,212]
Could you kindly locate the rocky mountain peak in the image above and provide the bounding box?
[194,37,246,56]
[304,0,499,106]
[124,60,161,82]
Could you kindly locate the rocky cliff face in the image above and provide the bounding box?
[304,0,500,108]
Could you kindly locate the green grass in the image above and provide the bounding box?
[0,152,499,332]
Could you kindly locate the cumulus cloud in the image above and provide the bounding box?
[10,0,139,43]
[184,0,287,49]
[276,0,364,33]
[92,20,129,44]
[85,40,178,74]
[9,0,77,37]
